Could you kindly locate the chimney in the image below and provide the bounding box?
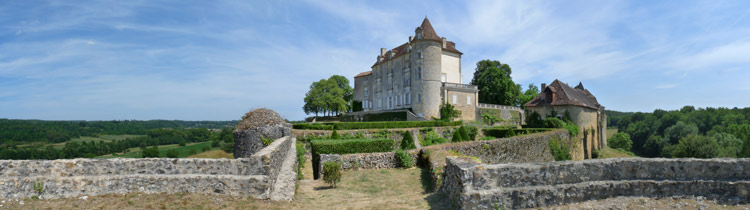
[380,48,387,56]
[409,36,414,42]
[541,83,546,90]
[442,37,447,48]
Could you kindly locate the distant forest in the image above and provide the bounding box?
[0,119,238,144]
[607,106,750,158]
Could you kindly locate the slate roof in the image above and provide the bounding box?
[354,71,372,78]
[524,79,603,110]
[372,17,462,67]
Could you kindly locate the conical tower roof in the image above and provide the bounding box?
[420,17,441,41]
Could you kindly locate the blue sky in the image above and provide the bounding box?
[1,0,749,121]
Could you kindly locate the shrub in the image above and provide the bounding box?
[543,117,565,128]
[400,131,416,150]
[178,140,186,147]
[395,149,414,168]
[481,113,499,125]
[201,146,210,152]
[211,140,220,148]
[323,161,342,188]
[142,146,159,158]
[467,126,478,140]
[563,123,579,137]
[591,149,600,159]
[459,126,470,141]
[341,111,407,121]
[452,130,462,142]
[166,149,179,158]
[549,138,571,161]
[440,103,461,121]
[482,128,552,138]
[609,133,633,151]
[422,131,447,146]
[506,129,516,137]
[331,130,341,139]
[525,111,544,128]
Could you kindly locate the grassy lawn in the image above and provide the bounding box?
[49,135,146,149]
[606,128,618,139]
[98,142,212,158]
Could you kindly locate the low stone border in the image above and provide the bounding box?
[441,157,750,209]
[318,151,418,178]
[0,136,296,200]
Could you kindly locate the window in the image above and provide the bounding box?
[417,67,422,80]
[467,95,471,105]
[418,94,422,103]
[441,73,447,82]
[364,87,368,97]
[452,95,457,104]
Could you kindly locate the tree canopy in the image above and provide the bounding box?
[303,75,353,117]
[470,60,521,106]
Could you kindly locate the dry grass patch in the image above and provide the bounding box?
[187,149,233,159]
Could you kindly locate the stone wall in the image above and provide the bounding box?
[441,157,750,209]
[0,136,295,200]
[318,151,419,178]
[234,122,292,158]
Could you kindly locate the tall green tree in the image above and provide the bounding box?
[519,84,540,106]
[303,75,353,117]
[470,60,521,106]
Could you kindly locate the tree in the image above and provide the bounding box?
[303,76,352,117]
[470,60,521,106]
[439,103,461,121]
[458,126,470,141]
[142,146,159,158]
[664,121,698,144]
[323,161,342,188]
[518,84,540,106]
[641,135,667,157]
[166,149,179,158]
[710,132,742,157]
[400,131,416,150]
[609,133,633,151]
[671,135,719,158]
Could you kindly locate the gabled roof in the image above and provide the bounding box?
[371,17,462,68]
[524,79,603,110]
[354,71,372,78]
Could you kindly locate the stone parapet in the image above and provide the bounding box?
[0,136,296,200]
[441,157,750,209]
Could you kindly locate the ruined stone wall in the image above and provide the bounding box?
[318,151,419,178]
[0,136,295,200]
[441,157,750,209]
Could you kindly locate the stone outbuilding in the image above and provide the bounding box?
[233,108,292,158]
[524,79,607,159]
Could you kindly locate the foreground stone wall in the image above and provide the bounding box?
[0,136,295,200]
[442,157,750,209]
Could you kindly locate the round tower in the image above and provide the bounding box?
[419,41,443,119]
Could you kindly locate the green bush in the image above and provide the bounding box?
[395,149,414,168]
[563,123,579,137]
[400,131,416,150]
[549,138,571,161]
[341,111,407,121]
[311,138,394,179]
[481,113,499,125]
[422,131,447,146]
[459,126,470,141]
[467,126,478,140]
[201,146,210,152]
[331,130,341,139]
[543,117,565,128]
[142,146,159,158]
[482,128,552,138]
[323,161,342,188]
[609,133,633,151]
[166,149,179,158]
[292,121,462,130]
[440,103,462,121]
[452,130,462,142]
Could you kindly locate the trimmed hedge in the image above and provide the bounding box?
[482,128,553,138]
[311,138,394,179]
[293,123,334,130]
[341,111,407,122]
[293,120,462,130]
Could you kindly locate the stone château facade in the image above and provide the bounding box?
[352,18,481,121]
[524,79,607,159]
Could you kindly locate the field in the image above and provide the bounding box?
[98,141,212,158]
[187,149,233,159]
[46,135,146,148]
[606,128,618,139]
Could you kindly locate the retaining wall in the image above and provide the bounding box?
[441,157,750,209]
[0,136,295,200]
